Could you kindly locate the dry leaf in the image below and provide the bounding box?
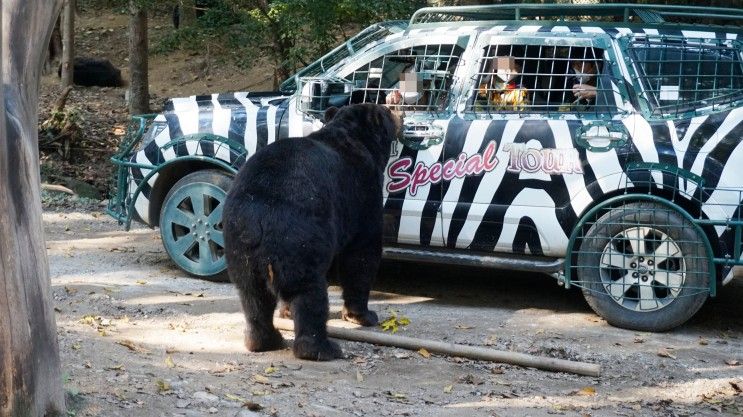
[264,366,278,374]
[107,364,125,371]
[155,379,171,393]
[253,374,271,384]
[116,340,144,353]
[699,337,709,346]
[356,370,363,382]
[71,343,81,350]
[577,386,596,396]
[657,348,677,359]
[455,324,474,330]
[135,280,147,285]
[379,309,410,333]
[444,384,453,393]
[225,393,247,403]
[418,348,431,358]
[633,337,644,343]
[725,359,740,366]
[165,355,175,368]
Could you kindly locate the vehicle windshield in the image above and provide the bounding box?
[279,21,408,94]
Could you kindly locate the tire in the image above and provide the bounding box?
[576,201,710,331]
[160,170,232,282]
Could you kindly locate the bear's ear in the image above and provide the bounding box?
[323,106,339,123]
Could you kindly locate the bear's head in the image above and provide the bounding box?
[324,103,400,163]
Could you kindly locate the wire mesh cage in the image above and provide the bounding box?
[346,43,464,114]
[565,163,743,310]
[628,35,743,118]
[570,199,711,312]
[466,44,619,118]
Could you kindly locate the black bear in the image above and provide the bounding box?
[58,57,125,87]
[223,103,399,360]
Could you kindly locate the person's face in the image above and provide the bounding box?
[572,60,596,75]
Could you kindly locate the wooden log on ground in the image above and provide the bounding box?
[274,317,601,377]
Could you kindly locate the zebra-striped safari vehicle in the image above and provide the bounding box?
[109,3,743,331]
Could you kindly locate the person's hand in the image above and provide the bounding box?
[572,84,596,101]
[385,90,402,105]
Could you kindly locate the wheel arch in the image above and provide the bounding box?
[148,158,237,228]
[565,163,723,293]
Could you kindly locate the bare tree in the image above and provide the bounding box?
[179,0,197,28]
[128,0,149,114]
[60,0,75,86]
[0,0,66,415]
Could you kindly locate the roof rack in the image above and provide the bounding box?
[409,3,743,27]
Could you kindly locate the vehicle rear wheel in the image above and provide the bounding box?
[576,201,710,331]
[160,170,232,282]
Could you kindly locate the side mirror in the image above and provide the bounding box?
[298,78,354,115]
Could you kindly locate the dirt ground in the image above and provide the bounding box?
[46,208,743,417]
[38,6,743,417]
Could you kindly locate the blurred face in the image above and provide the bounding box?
[572,60,596,75]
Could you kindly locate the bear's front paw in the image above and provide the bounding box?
[293,336,343,361]
[342,307,378,327]
[244,328,285,352]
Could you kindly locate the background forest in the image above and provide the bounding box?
[39,0,743,203]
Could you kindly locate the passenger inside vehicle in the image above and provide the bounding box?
[384,59,451,111]
[568,50,600,106]
[475,55,529,111]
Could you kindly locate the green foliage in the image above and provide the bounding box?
[154,0,424,84]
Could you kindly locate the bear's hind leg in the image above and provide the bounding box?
[290,283,342,361]
[338,243,380,327]
[235,263,285,352]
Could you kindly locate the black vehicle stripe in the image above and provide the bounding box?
[165,113,183,141]
[256,106,269,150]
[512,216,543,255]
[681,111,730,172]
[447,121,507,248]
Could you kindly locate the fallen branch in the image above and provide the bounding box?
[41,183,76,196]
[273,318,601,377]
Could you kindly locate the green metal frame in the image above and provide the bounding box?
[564,193,717,297]
[107,117,244,230]
[564,161,743,297]
[409,4,743,27]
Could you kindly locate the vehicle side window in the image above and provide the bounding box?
[466,44,617,117]
[628,36,743,117]
[346,44,465,112]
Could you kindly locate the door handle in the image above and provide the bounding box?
[575,122,629,152]
[400,122,444,150]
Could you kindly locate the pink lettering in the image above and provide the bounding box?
[386,158,413,194]
[385,140,500,195]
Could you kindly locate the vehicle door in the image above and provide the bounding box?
[441,33,635,256]
[334,32,472,246]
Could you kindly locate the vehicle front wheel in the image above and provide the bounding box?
[576,201,710,331]
[160,170,232,281]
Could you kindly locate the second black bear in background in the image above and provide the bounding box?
[223,103,400,361]
[58,57,125,87]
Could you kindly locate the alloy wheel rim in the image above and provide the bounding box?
[161,182,226,276]
[599,226,685,312]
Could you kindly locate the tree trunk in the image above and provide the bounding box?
[44,16,62,75]
[60,0,74,86]
[0,0,67,416]
[179,0,197,28]
[128,0,149,114]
